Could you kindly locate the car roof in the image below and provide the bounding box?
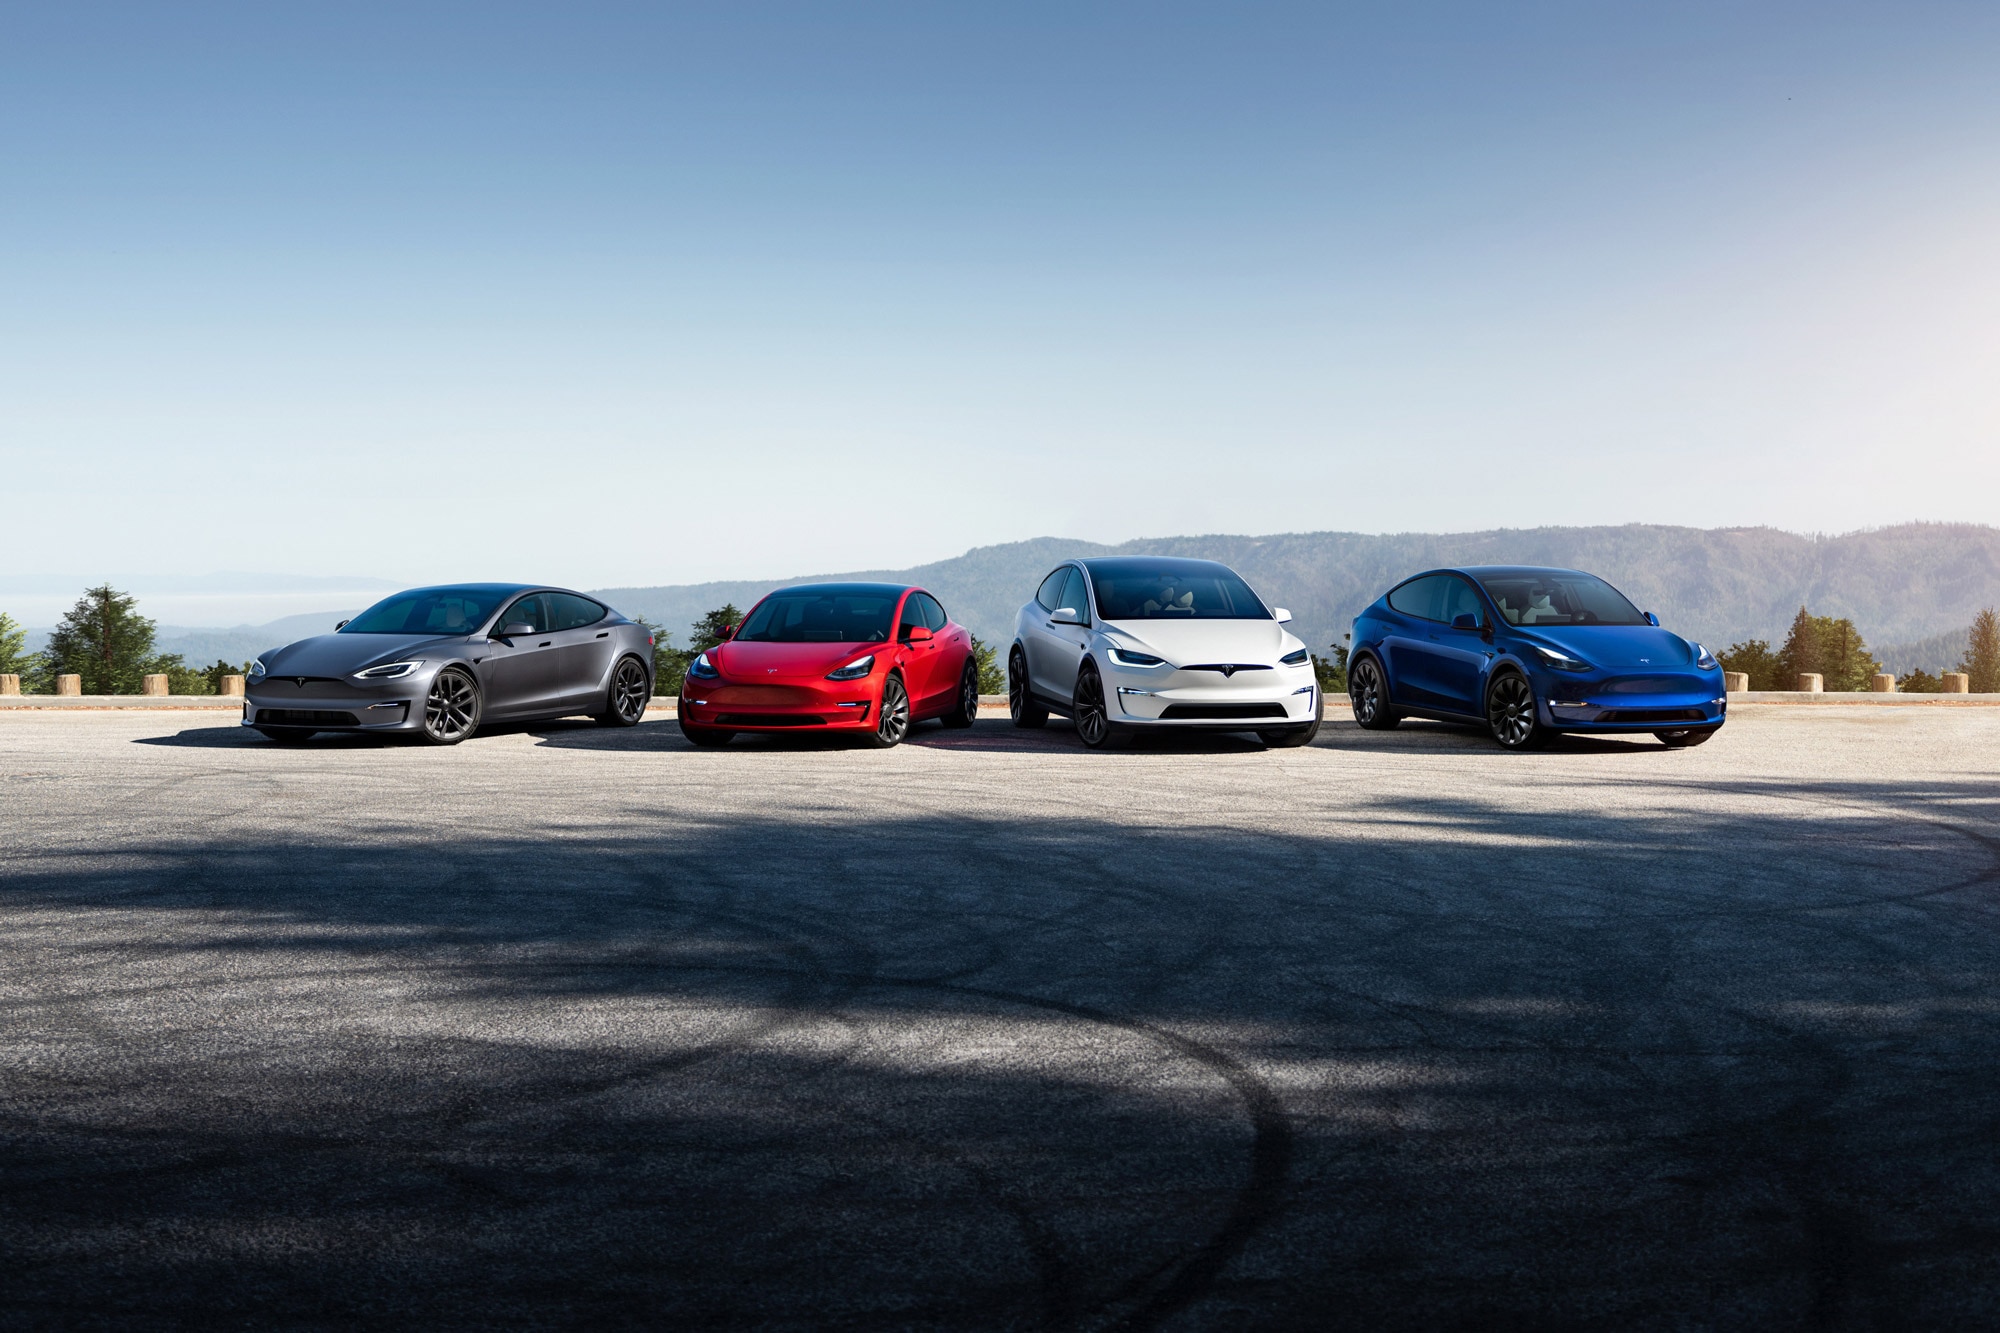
[1079,556,1238,576]
[1423,565,1597,580]
[762,581,915,595]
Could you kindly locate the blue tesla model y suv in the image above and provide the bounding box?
[1348,566,1726,749]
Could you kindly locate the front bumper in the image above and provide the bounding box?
[678,678,878,731]
[1109,665,1320,727]
[1538,672,1726,732]
[242,679,426,732]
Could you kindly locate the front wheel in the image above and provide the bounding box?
[1073,661,1124,749]
[595,656,651,727]
[863,673,911,748]
[1656,727,1718,748]
[941,660,979,728]
[1486,672,1550,750]
[421,667,481,745]
[1349,655,1400,730]
[1009,647,1047,728]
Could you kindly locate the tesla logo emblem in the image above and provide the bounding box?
[1639,658,1650,664]
[1219,665,1240,677]
[767,669,778,674]
[294,678,307,687]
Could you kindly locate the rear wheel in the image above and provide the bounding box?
[1486,671,1550,750]
[941,660,979,728]
[595,656,651,727]
[1259,690,1324,747]
[421,668,481,745]
[1073,660,1124,749]
[1349,655,1400,730]
[1009,647,1048,729]
[863,673,911,748]
[1656,727,1718,748]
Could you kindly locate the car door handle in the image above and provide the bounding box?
[538,641,551,647]
[595,632,609,639]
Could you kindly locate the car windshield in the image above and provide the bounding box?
[1085,559,1271,620]
[735,586,899,643]
[340,587,507,634]
[1477,573,1646,626]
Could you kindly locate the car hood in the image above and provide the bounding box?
[260,632,463,676]
[1521,625,1694,669]
[1101,618,1298,665]
[714,639,882,681]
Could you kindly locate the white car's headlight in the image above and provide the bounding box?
[248,658,268,680]
[1107,647,1168,668]
[353,660,422,680]
[1280,648,1309,666]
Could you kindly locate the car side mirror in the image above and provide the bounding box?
[335,619,349,631]
[1644,611,1660,626]
[720,623,736,640]
[500,621,535,638]
[1452,613,1479,630]
[903,625,934,643]
[1050,607,1081,625]
[1273,607,1293,624]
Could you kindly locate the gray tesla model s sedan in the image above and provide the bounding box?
[242,584,655,745]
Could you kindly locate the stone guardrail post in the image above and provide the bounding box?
[219,674,245,696]
[1723,672,1749,692]
[142,675,170,696]
[1870,673,1895,693]
[1943,673,1970,694]
[57,674,82,696]
[0,673,19,696]
[1796,673,1823,693]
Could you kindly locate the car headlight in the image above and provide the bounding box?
[687,651,721,680]
[825,653,875,681]
[352,660,422,680]
[248,658,268,680]
[1693,642,1718,670]
[1527,643,1593,672]
[1107,647,1167,668]
[1280,648,1309,667]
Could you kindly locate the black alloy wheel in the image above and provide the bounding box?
[422,668,481,745]
[1486,671,1549,750]
[1348,655,1400,730]
[257,728,317,746]
[1009,647,1048,729]
[865,673,911,748]
[941,660,979,729]
[1072,660,1118,748]
[1656,727,1717,748]
[596,656,651,727]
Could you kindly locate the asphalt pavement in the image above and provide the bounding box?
[3,707,1999,1330]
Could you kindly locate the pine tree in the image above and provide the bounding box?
[1774,606,1821,689]
[1958,608,2000,693]
[1718,638,1780,691]
[1772,607,1878,691]
[969,634,1005,694]
[0,611,32,678]
[41,585,167,694]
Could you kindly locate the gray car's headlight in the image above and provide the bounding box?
[353,660,423,680]
[826,653,875,681]
[1107,647,1167,668]
[248,658,268,680]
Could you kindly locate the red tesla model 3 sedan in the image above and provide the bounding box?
[676,582,979,747]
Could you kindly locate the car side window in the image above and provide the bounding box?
[917,593,948,631]
[1035,568,1068,612]
[501,594,550,634]
[547,593,606,632]
[1060,567,1090,623]
[1386,576,1444,622]
[899,594,926,641]
[1439,578,1484,627]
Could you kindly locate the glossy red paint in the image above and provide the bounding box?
[675,585,974,734]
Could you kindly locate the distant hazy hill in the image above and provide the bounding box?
[1875,627,1971,676]
[152,611,362,665]
[593,523,2000,658]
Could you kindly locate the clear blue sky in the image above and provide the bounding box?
[3,2,1996,594]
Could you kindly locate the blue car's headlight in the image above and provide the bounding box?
[1527,643,1593,672]
[1107,647,1167,668]
[825,653,875,681]
[687,651,721,680]
[352,660,422,680]
[1280,648,1309,667]
[1692,642,1718,670]
[248,658,268,680]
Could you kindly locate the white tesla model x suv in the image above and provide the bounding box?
[1008,556,1322,748]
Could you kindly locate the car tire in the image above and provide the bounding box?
[863,673,912,748]
[1009,647,1048,729]
[256,728,316,745]
[421,667,481,745]
[1486,670,1551,750]
[594,655,651,727]
[1259,690,1323,747]
[1073,660,1125,748]
[941,659,979,729]
[681,724,734,747]
[1348,654,1400,730]
[1656,727,1718,748]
